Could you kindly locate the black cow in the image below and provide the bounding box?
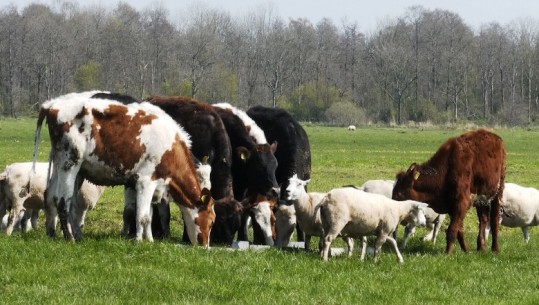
[144,96,242,245]
[247,105,311,242]
[212,104,279,245]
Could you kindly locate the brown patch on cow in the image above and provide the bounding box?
[90,105,156,171]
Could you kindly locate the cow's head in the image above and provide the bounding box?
[392,163,421,201]
[210,196,242,245]
[181,188,215,248]
[237,141,279,197]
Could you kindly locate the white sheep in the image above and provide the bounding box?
[319,187,427,263]
[0,162,105,235]
[359,179,446,249]
[487,182,539,243]
[347,125,356,131]
[277,174,326,251]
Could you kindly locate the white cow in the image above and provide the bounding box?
[0,162,104,235]
[359,179,446,249]
[276,174,325,251]
[319,187,427,263]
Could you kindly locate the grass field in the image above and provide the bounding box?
[1,118,539,304]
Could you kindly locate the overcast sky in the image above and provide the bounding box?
[1,0,537,33]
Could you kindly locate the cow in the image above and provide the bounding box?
[392,129,506,254]
[212,103,279,245]
[33,91,215,246]
[143,96,242,245]
[247,105,311,242]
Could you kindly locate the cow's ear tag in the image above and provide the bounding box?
[201,194,207,202]
[240,152,247,160]
[202,156,209,164]
[413,171,420,180]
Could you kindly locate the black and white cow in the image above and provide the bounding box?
[247,105,312,242]
[212,103,279,245]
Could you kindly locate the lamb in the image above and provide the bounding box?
[276,174,325,251]
[0,162,104,235]
[319,187,427,263]
[360,179,446,249]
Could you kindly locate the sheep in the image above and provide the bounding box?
[277,174,326,251]
[485,182,539,243]
[319,187,427,263]
[347,125,356,131]
[0,162,105,235]
[360,179,446,249]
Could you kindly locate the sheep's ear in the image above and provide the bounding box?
[305,179,311,185]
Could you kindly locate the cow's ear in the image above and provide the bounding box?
[270,141,278,153]
[236,147,250,161]
[200,188,213,206]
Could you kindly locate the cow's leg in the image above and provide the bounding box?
[30,209,39,230]
[489,196,501,252]
[44,185,58,238]
[446,204,469,254]
[153,199,170,239]
[121,186,137,238]
[304,234,311,252]
[476,205,490,251]
[296,223,305,242]
[68,175,85,241]
[238,213,250,241]
[135,179,157,242]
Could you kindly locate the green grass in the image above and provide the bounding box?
[1,118,539,304]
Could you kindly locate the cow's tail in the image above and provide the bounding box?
[32,108,47,174]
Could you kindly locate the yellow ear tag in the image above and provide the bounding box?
[202,156,209,164]
[201,194,207,202]
[241,152,247,160]
[413,171,420,180]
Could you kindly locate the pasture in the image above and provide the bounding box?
[1,118,539,304]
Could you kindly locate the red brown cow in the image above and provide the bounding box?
[392,129,506,254]
[33,91,215,246]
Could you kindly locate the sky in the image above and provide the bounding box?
[1,0,537,33]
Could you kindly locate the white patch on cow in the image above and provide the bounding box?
[251,201,274,246]
[213,103,267,144]
[179,204,202,245]
[196,163,212,190]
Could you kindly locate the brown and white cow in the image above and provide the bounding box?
[392,129,506,254]
[33,91,215,246]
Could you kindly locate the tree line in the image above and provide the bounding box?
[1,1,538,126]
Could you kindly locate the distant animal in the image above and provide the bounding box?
[490,182,539,243]
[348,125,356,131]
[319,187,428,263]
[392,129,506,254]
[213,103,279,245]
[121,96,241,245]
[278,174,325,251]
[359,179,446,249]
[33,91,215,246]
[247,105,311,242]
[0,162,104,235]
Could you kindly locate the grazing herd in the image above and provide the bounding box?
[1,90,537,263]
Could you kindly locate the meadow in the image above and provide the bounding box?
[1,118,539,304]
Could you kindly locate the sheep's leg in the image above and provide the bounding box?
[401,224,416,249]
[422,223,435,242]
[522,226,529,244]
[385,235,404,263]
[343,237,353,257]
[5,197,25,235]
[359,236,367,261]
[373,235,386,262]
[30,209,39,230]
